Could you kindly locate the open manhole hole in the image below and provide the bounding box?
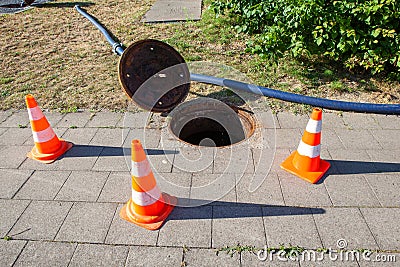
[169,98,256,147]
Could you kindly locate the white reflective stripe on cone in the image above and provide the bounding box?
[32,127,56,143]
[305,119,322,134]
[131,186,162,206]
[28,106,45,121]
[297,141,321,158]
[131,159,152,177]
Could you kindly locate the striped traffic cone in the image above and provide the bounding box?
[280,108,330,184]
[26,94,73,163]
[120,139,177,230]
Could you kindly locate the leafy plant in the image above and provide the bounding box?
[212,0,400,75]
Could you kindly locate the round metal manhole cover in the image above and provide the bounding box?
[118,39,190,113]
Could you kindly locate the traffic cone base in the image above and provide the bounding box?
[120,193,177,230]
[28,139,73,164]
[280,151,330,184]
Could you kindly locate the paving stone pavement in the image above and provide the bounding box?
[0,110,399,266]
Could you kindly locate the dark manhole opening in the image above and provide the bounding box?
[169,99,256,148]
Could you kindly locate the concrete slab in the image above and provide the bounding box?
[157,206,212,247]
[212,206,265,248]
[68,243,128,267]
[55,202,116,243]
[324,174,380,207]
[0,239,27,267]
[172,146,214,173]
[213,147,254,174]
[0,145,31,169]
[125,246,183,267]
[90,128,128,147]
[364,173,400,207]
[41,111,65,127]
[0,128,32,145]
[8,201,72,240]
[0,169,32,199]
[85,112,123,128]
[60,127,98,145]
[184,248,240,266]
[242,251,301,266]
[321,129,346,149]
[92,147,129,172]
[54,171,109,202]
[191,173,236,205]
[0,199,30,238]
[313,207,379,250]
[360,208,400,250]
[274,128,303,149]
[0,110,12,123]
[276,112,309,129]
[56,112,92,128]
[14,171,71,200]
[369,129,400,150]
[1,111,29,128]
[147,148,175,173]
[334,129,382,150]
[341,113,382,129]
[142,0,202,23]
[122,112,149,129]
[375,114,400,129]
[97,172,131,203]
[236,173,284,206]
[156,172,191,206]
[13,240,76,267]
[279,172,332,207]
[126,128,161,148]
[105,204,159,245]
[357,252,399,267]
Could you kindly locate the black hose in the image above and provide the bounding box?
[74,5,400,115]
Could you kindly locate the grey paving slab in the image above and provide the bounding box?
[0,145,31,169]
[278,172,332,207]
[242,252,300,266]
[0,199,30,237]
[300,258,359,266]
[41,111,65,127]
[142,0,202,23]
[156,172,191,206]
[0,110,12,123]
[184,248,240,267]
[256,111,280,129]
[324,174,380,207]
[0,239,27,267]
[157,206,212,247]
[55,202,117,243]
[147,148,175,173]
[0,127,7,137]
[0,128,32,145]
[321,129,346,149]
[274,128,303,149]
[92,147,129,172]
[90,128,128,147]
[369,129,400,150]
[55,171,109,202]
[68,243,128,267]
[277,112,309,129]
[358,252,399,267]
[13,240,76,267]
[360,208,400,250]
[172,146,214,173]
[22,127,67,146]
[97,172,131,203]
[263,206,322,249]
[328,149,378,175]
[334,129,382,150]
[159,126,185,149]
[253,148,291,174]
[313,207,379,250]
[213,147,254,174]
[122,112,149,128]
[1,111,29,128]
[341,113,382,129]
[375,114,400,129]
[0,169,32,199]
[8,201,72,240]
[56,112,92,128]
[236,173,284,206]
[125,246,183,267]
[364,173,400,207]
[60,127,98,145]
[322,112,347,129]
[191,173,236,205]
[85,111,123,128]
[365,149,400,174]
[212,206,265,248]
[14,170,71,200]
[126,128,161,148]
[105,204,159,245]
[18,145,103,171]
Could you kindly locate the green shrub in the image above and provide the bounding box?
[212,0,400,75]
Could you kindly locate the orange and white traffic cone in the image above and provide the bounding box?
[120,139,177,230]
[26,94,73,163]
[280,108,330,184]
